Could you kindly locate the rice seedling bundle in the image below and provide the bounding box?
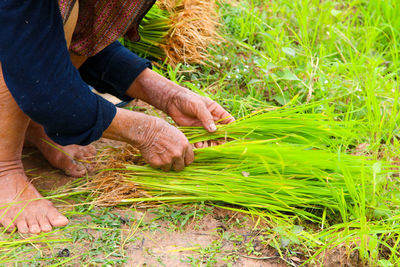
[120,5,170,59]
[181,106,358,148]
[86,106,393,222]
[119,140,386,221]
[121,0,221,65]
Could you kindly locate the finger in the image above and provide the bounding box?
[172,156,185,172]
[159,153,173,172]
[214,110,235,124]
[169,142,187,171]
[206,101,235,125]
[184,145,194,166]
[194,103,217,132]
[220,114,235,124]
[194,142,203,149]
[209,140,220,147]
[216,139,227,146]
[160,164,171,172]
[159,159,172,172]
[148,155,164,170]
[195,140,224,149]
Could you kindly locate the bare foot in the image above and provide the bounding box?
[25,122,96,177]
[0,161,69,234]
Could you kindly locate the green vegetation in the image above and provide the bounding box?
[120,5,170,60]
[124,0,400,264]
[3,0,400,265]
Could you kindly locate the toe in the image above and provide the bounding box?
[75,150,85,159]
[47,208,69,227]
[15,219,29,234]
[64,160,86,177]
[80,145,96,161]
[27,217,41,234]
[37,215,52,233]
[1,218,16,232]
[29,224,41,234]
[86,145,97,156]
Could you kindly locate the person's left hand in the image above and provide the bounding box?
[126,68,234,148]
[166,90,235,147]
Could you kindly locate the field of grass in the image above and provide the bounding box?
[2,0,400,266]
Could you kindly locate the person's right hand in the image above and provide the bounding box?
[103,108,194,172]
[137,117,194,172]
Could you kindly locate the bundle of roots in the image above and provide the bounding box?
[159,0,222,66]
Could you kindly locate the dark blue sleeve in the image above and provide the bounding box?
[79,41,152,102]
[0,0,116,146]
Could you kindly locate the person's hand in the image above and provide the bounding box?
[167,90,235,130]
[166,90,235,148]
[138,116,194,171]
[103,109,194,172]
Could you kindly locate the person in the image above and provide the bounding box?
[0,0,234,234]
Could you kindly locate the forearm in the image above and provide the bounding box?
[103,108,157,148]
[125,68,192,113]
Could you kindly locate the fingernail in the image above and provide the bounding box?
[209,123,217,132]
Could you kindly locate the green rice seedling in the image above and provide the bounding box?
[120,5,170,59]
[181,103,361,150]
[115,140,391,222]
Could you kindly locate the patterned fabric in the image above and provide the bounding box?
[58,0,156,57]
[58,0,77,23]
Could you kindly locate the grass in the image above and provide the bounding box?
[3,0,400,265]
[137,0,400,264]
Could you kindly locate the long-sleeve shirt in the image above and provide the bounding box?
[0,0,150,146]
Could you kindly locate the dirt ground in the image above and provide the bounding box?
[126,211,287,266]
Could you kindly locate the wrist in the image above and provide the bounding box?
[126,69,190,113]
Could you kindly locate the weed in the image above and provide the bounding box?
[150,203,212,231]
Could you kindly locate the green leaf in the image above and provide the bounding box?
[280,70,300,81]
[330,9,342,17]
[282,47,296,57]
[272,91,291,105]
[372,162,382,175]
[378,259,393,267]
